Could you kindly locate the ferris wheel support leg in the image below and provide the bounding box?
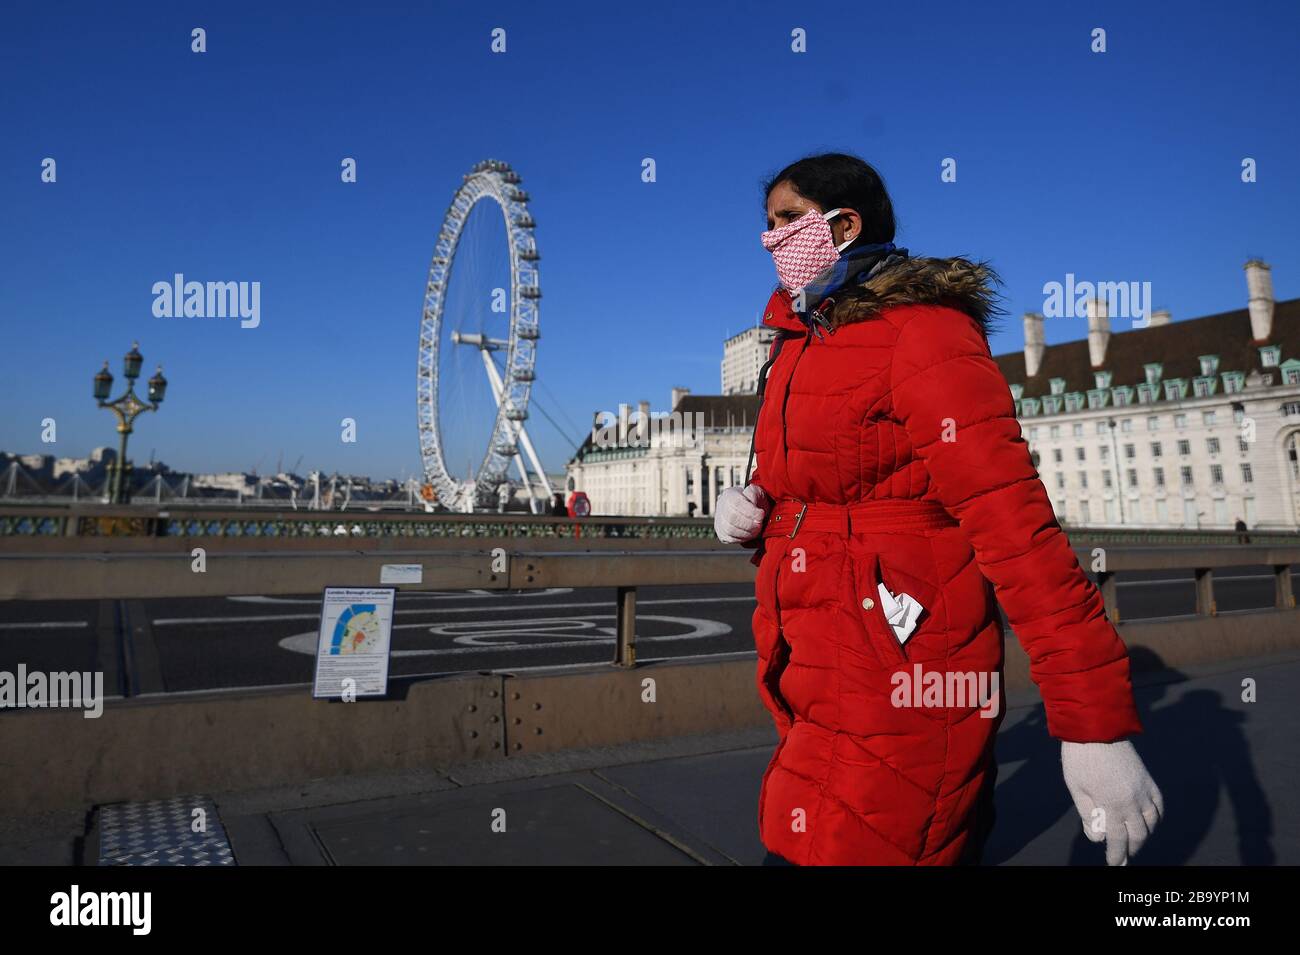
[514,422,555,502]
[480,347,549,514]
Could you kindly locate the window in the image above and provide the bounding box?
[1028,426,1039,441]
[1050,377,1067,395]
[1080,501,1091,522]
[1099,444,1110,460]
[1154,467,1165,487]
[1207,437,1220,454]
[1163,379,1187,401]
[1241,463,1253,483]
[1103,471,1113,488]
[1050,425,1061,439]
[1288,434,1299,480]
[1010,383,1024,400]
[1223,372,1244,394]
[1021,398,1040,416]
[1078,471,1088,489]
[1055,473,1065,490]
[1112,387,1133,407]
[1203,411,1217,426]
[1042,395,1062,414]
[1144,362,1162,385]
[1072,423,1084,438]
[1283,402,1300,417]
[1096,421,1108,435]
[1146,416,1159,431]
[1150,442,1163,457]
[1239,437,1250,453]
[1137,383,1158,404]
[1285,365,1300,386]
[1174,413,1187,429]
[1053,448,1063,463]
[1210,464,1224,485]
[1076,447,1086,461]
[1199,355,1220,376]
[1260,345,1281,367]
[1065,393,1084,413]
[1088,389,1107,409]
[1106,498,1119,522]
[1123,443,1136,460]
[1120,418,1133,433]
[1193,377,1216,397]
[1233,404,1245,423]
[1156,498,1169,523]
[1180,466,1194,486]
[1094,371,1112,389]
[1126,469,1138,488]
[1178,439,1191,455]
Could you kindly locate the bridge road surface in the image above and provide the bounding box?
[0,567,1296,697]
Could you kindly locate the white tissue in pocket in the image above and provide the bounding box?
[877,581,923,645]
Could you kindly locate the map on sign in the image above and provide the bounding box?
[312,587,395,699]
[329,604,383,655]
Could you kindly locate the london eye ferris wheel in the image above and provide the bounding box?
[416,159,554,513]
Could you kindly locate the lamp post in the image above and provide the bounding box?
[1107,417,1126,525]
[94,342,168,504]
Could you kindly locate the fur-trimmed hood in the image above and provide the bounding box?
[826,256,1002,336]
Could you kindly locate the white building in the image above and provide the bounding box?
[721,324,777,396]
[566,390,758,517]
[1004,261,1299,529]
[569,259,1300,528]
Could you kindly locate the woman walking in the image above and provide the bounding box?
[716,153,1162,866]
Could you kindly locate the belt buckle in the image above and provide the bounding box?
[788,501,808,539]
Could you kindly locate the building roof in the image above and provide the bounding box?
[673,393,760,424]
[995,298,1300,399]
[568,393,762,464]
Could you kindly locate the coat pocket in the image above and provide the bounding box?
[850,551,910,668]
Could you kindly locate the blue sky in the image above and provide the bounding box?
[2,0,1297,480]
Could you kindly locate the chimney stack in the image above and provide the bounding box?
[670,386,690,410]
[1086,298,1110,368]
[1149,309,1171,327]
[1023,313,1045,378]
[1245,259,1274,341]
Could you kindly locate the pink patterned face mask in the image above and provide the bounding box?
[760,207,850,292]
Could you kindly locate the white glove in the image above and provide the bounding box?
[1061,739,1163,866]
[714,484,771,543]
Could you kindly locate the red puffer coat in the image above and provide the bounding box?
[745,257,1142,865]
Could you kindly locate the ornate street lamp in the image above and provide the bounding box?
[93,342,167,504]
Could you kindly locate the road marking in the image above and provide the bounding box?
[152,595,757,626]
[0,621,90,630]
[226,588,575,605]
[277,614,732,657]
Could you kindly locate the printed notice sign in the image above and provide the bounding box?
[312,587,396,699]
[380,563,423,584]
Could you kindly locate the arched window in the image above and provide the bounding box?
[1288,432,1300,481]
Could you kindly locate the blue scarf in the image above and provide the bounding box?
[795,241,910,338]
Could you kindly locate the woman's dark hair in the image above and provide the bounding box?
[762,153,896,246]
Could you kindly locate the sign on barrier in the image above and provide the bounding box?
[311,586,396,699]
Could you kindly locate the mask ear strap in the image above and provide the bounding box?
[823,208,853,251]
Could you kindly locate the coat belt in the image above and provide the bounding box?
[762,498,957,539]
